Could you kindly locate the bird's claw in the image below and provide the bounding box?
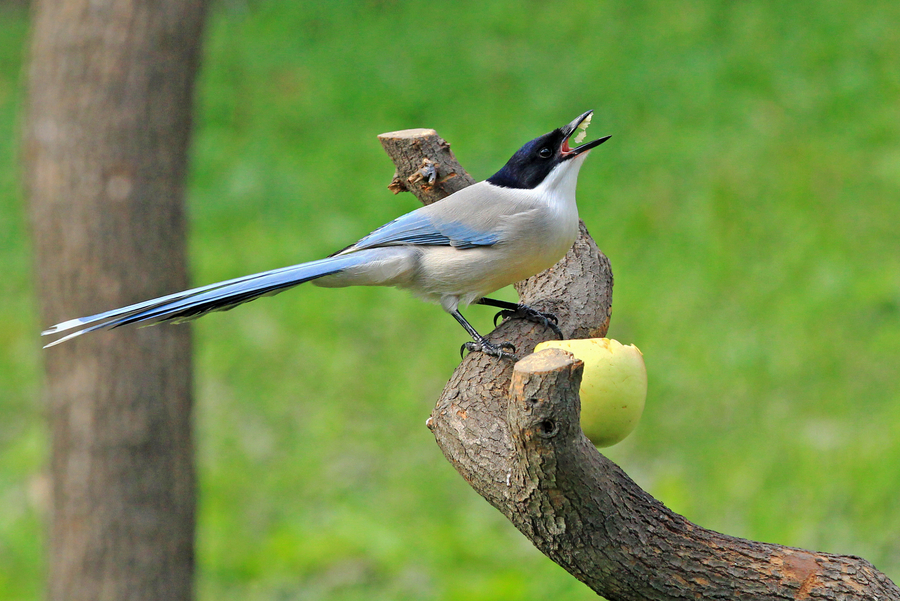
[493,305,564,340]
[460,339,518,360]
[494,308,557,327]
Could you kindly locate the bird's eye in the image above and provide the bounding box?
[538,147,552,158]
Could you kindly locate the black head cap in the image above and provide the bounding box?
[487,110,611,189]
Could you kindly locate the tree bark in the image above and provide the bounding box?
[379,129,900,600]
[378,128,476,205]
[24,1,205,599]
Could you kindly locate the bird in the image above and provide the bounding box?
[41,110,610,358]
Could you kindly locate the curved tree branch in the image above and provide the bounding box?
[377,128,899,600]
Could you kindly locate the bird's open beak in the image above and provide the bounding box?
[560,110,611,158]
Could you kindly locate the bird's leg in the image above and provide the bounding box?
[451,309,517,360]
[477,297,564,340]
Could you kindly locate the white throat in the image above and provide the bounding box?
[534,152,589,208]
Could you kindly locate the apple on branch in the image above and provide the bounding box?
[533,338,647,447]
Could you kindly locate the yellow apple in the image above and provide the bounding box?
[534,338,647,447]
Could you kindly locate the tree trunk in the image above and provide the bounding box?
[24,1,206,599]
[378,128,900,600]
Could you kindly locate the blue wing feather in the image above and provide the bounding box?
[350,210,499,252]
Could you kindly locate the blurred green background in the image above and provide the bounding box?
[2,1,899,599]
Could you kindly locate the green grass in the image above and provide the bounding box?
[2,1,900,599]
[0,6,43,600]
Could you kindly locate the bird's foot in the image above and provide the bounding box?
[460,339,518,361]
[494,304,564,340]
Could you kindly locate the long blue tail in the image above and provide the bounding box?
[41,252,370,348]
